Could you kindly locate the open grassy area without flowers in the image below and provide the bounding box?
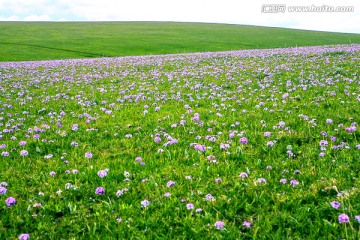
[0,44,360,239]
[1,22,360,61]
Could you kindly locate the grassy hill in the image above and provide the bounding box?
[0,21,359,61]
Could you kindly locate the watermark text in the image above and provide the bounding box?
[261,4,354,13]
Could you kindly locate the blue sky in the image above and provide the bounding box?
[0,0,359,33]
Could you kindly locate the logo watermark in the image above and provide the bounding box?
[261,4,354,13]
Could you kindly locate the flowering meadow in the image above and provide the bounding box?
[0,44,360,239]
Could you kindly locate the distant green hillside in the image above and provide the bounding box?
[0,21,359,61]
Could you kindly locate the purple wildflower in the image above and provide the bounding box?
[194,144,206,152]
[263,132,271,137]
[258,178,267,184]
[44,154,53,159]
[279,179,287,184]
[214,221,225,229]
[338,213,349,223]
[166,180,176,187]
[97,170,107,178]
[2,151,9,157]
[141,199,150,208]
[205,193,214,201]
[116,190,124,196]
[243,221,251,228]
[239,137,248,144]
[330,201,341,209]
[290,180,299,186]
[95,187,105,195]
[186,203,194,210]
[0,187,7,194]
[33,203,42,208]
[6,197,16,207]
[85,152,93,158]
[319,140,328,146]
[20,150,28,156]
[19,234,30,240]
[355,215,360,223]
[239,172,248,178]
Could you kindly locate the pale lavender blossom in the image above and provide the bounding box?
[279,179,287,184]
[263,132,271,137]
[214,221,225,229]
[0,187,7,194]
[166,180,176,187]
[330,201,341,209]
[141,199,150,208]
[194,144,206,152]
[186,203,194,210]
[19,233,30,240]
[116,190,124,196]
[44,154,53,159]
[205,194,214,201]
[258,178,267,184]
[215,178,222,183]
[239,172,248,178]
[326,119,333,124]
[290,180,299,186]
[2,151,9,157]
[243,221,251,228]
[97,170,107,178]
[20,150,28,156]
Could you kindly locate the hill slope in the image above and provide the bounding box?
[0,21,359,61]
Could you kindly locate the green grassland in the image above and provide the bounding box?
[0,21,360,61]
[1,45,360,239]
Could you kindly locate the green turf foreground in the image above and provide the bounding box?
[0,44,360,239]
[0,21,360,61]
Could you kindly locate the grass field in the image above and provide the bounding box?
[1,21,360,61]
[0,44,360,239]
